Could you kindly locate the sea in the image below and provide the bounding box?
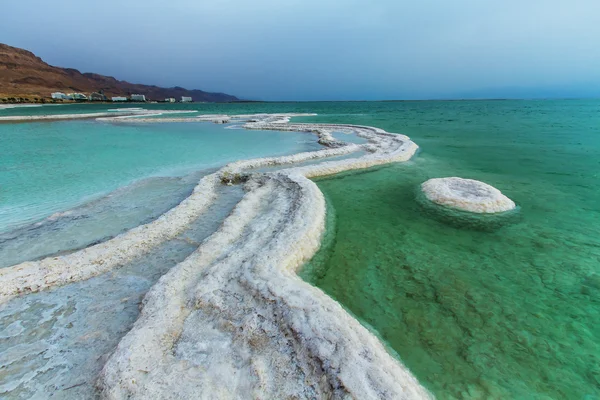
[1,100,599,399]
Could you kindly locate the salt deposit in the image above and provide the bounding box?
[1,113,430,399]
[0,109,194,122]
[98,173,429,399]
[421,177,516,213]
[97,114,428,399]
[0,114,410,303]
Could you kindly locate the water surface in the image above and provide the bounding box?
[2,100,599,399]
[301,99,600,399]
[0,120,319,233]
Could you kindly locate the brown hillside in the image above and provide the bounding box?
[0,43,238,102]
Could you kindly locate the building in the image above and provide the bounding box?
[165,98,176,103]
[68,93,88,100]
[51,92,68,100]
[130,94,146,102]
[181,96,192,102]
[89,92,107,101]
[111,96,128,102]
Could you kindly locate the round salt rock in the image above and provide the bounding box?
[421,177,516,213]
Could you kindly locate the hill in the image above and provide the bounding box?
[0,43,238,102]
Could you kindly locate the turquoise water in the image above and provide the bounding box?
[0,120,319,232]
[330,130,369,144]
[2,100,599,398]
[298,99,600,399]
[0,172,205,268]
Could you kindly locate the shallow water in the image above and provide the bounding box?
[0,119,319,232]
[301,100,600,399]
[0,184,244,399]
[330,131,369,144]
[0,171,208,268]
[2,100,600,398]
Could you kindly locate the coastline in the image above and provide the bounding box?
[0,109,196,123]
[0,113,429,398]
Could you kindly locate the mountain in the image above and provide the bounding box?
[0,43,238,102]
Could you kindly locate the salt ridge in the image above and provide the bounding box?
[0,109,195,122]
[0,114,362,303]
[0,113,430,399]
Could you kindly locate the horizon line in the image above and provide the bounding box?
[235,96,600,103]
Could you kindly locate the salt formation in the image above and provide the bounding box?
[0,113,431,399]
[421,177,516,213]
[0,109,195,122]
[98,173,429,399]
[0,114,412,303]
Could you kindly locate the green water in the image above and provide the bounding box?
[3,100,600,398]
[299,100,600,399]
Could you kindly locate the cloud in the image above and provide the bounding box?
[2,0,599,100]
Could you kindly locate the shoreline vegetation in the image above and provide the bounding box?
[0,111,431,398]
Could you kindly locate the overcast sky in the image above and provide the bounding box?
[2,0,600,100]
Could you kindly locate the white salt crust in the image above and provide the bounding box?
[0,114,409,303]
[0,109,195,122]
[0,113,430,399]
[421,177,516,213]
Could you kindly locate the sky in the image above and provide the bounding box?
[2,0,600,101]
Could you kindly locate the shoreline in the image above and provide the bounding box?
[0,109,196,123]
[0,113,430,398]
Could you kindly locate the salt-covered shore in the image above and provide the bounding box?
[0,104,43,109]
[0,109,195,122]
[0,113,431,399]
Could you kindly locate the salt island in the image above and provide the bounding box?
[421,177,516,213]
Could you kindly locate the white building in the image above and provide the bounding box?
[130,94,146,102]
[181,96,192,102]
[165,98,176,103]
[111,96,128,102]
[51,92,68,99]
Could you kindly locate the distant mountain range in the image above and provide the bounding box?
[0,43,238,102]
